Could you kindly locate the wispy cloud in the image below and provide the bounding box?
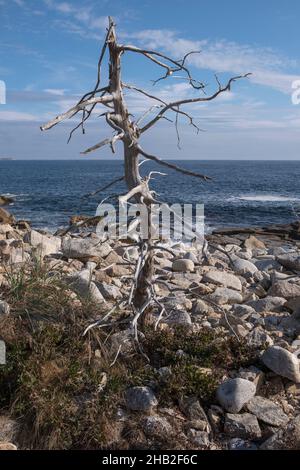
[123,29,300,94]
[43,0,108,39]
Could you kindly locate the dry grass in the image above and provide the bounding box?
[0,260,260,449]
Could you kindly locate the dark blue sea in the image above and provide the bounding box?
[1,160,300,232]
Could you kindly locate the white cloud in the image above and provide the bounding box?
[43,0,108,39]
[44,88,66,96]
[123,29,300,94]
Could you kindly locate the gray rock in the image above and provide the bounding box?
[24,230,61,256]
[164,310,192,326]
[277,253,300,271]
[125,386,158,411]
[260,414,300,450]
[269,280,300,299]
[172,259,194,273]
[203,270,242,291]
[97,282,121,300]
[62,236,111,261]
[164,292,192,311]
[0,340,5,365]
[216,378,256,413]
[254,259,281,272]
[207,287,243,305]
[246,327,273,348]
[0,300,10,315]
[247,296,286,313]
[193,299,211,315]
[142,415,172,438]
[233,258,258,275]
[179,396,209,422]
[231,304,255,320]
[246,396,289,427]
[66,269,106,304]
[262,346,300,383]
[224,413,261,439]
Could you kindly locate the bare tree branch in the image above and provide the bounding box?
[40,95,113,131]
[140,73,251,133]
[120,45,205,89]
[137,145,212,181]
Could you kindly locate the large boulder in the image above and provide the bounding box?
[62,236,111,262]
[261,346,300,383]
[216,378,256,413]
[203,270,242,291]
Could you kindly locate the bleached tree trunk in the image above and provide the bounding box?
[41,16,249,329]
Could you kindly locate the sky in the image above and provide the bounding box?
[0,0,300,160]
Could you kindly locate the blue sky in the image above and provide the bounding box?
[0,0,300,159]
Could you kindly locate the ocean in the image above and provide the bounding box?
[1,160,300,232]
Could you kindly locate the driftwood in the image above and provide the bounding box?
[41,17,249,343]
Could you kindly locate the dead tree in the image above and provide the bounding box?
[41,17,249,339]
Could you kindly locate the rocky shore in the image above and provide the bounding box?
[0,210,300,450]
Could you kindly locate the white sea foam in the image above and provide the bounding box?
[230,195,300,203]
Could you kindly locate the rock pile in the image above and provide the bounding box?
[1,211,300,450]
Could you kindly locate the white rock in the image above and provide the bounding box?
[203,270,242,291]
[66,269,106,304]
[216,378,256,413]
[262,346,300,383]
[232,258,258,275]
[24,230,61,256]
